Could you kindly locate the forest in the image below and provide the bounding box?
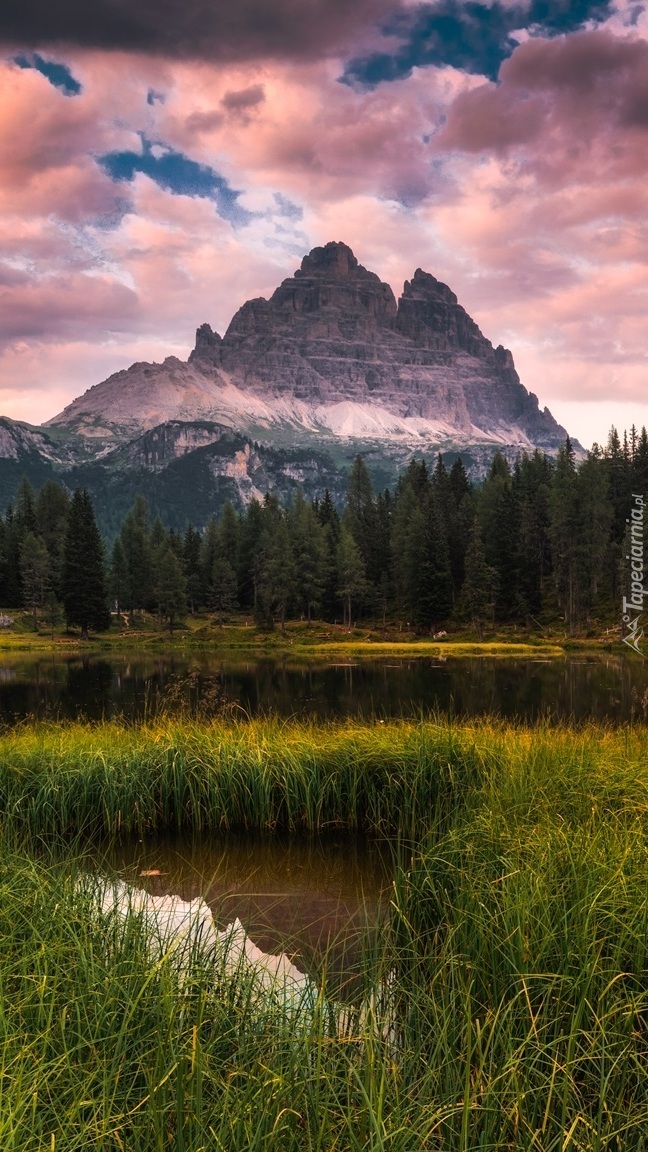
[1,426,647,637]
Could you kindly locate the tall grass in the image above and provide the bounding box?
[0,715,646,840]
[2,716,648,1147]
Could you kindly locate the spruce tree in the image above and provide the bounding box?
[211,556,238,625]
[62,489,110,638]
[290,490,325,624]
[109,537,129,617]
[459,521,496,640]
[183,525,203,614]
[153,541,187,631]
[20,532,51,631]
[337,529,367,630]
[35,480,69,598]
[119,496,154,620]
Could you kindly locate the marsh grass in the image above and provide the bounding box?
[2,717,648,1147]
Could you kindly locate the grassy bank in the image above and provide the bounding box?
[0,610,594,656]
[2,717,648,1148]
[2,715,645,839]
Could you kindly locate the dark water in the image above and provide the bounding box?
[0,651,647,724]
[94,833,393,993]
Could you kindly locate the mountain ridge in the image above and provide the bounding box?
[45,241,569,455]
[0,241,576,531]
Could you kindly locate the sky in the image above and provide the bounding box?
[2,1,648,448]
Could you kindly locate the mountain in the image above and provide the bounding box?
[0,242,573,531]
[48,241,567,454]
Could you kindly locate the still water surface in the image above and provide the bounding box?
[0,650,646,724]
[92,833,392,993]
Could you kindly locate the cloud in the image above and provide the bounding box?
[342,0,616,86]
[97,136,254,224]
[220,83,265,113]
[434,30,648,175]
[12,52,82,94]
[0,0,395,62]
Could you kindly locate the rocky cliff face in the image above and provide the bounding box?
[0,242,575,527]
[46,241,569,455]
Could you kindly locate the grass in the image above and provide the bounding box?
[2,715,648,1148]
[0,610,594,656]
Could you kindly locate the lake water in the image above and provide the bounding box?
[0,650,647,724]
[90,833,393,995]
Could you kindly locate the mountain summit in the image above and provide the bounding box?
[0,243,572,527]
[48,241,567,455]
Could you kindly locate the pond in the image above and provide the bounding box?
[90,833,393,996]
[0,650,646,724]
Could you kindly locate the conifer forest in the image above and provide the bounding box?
[2,427,647,637]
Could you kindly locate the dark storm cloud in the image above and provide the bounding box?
[342,0,616,86]
[97,137,253,225]
[0,0,394,61]
[12,52,81,94]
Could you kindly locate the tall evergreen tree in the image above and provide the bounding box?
[20,532,51,630]
[119,496,154,619]
[183,525,203,614]
[337,528,367,630]
[153,541,187,631]
[62,489,110,638]
[549,440,579,634]
[290,490,325,624]
[459,521,496,640]
[344,456,379,592]
[35,480,69,598]
[109,537,128,617]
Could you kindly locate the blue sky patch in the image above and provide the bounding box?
[13,52,82,96]
[97,137,253,226]
[342,0,615,87]
[273,192,303,221]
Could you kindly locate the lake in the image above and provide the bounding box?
[0,650,646,724]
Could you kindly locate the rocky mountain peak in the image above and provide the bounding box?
[189,322,222,367]
[295,241,367,281]
[43,239,572,469]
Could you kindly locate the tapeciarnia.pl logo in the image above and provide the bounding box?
[622,493,646,656]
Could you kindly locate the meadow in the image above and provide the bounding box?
[2,716,648,1149]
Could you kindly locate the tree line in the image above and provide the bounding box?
[1,424,647,636]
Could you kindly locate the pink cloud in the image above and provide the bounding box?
[2,31,648,445]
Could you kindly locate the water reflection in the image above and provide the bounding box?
[0,651,646,724]
[94,833,392,994]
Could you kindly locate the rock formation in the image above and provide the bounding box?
[46,241,569,455]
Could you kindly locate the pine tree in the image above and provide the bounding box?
[417,488,453,630]
[199,518,220,609]
[183,525,203,614]
[337,528,367,630]
[211,556,238,625]
[316,490,341,621]
[344,456,378,593]
[153,541,187,631]
[35,480,69,598]
[459,520,496,640]
[289,490,325,624]
[15,478,37,538]
[62,489,110,638]
[119,496,154,620]
[2,507,22,607]
[238,499,265,613]
[20,532,51,630]
[109,537,129,617]
[259,514,295,633]
[549,440,579,634]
